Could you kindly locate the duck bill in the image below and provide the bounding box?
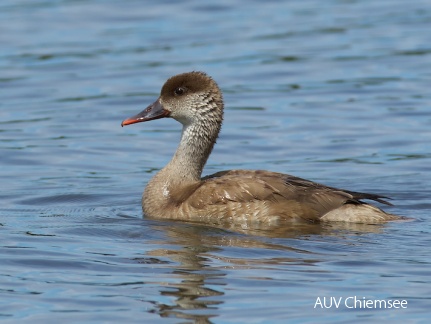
[121,99,169,126]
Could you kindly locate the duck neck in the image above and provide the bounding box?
[161,116,222,184]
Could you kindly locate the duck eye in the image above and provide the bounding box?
[174,87,185,96]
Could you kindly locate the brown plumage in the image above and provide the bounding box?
[122,71,404,225]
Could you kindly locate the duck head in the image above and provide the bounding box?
[121,71,223,127]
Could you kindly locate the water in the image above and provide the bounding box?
[1,0,431,322]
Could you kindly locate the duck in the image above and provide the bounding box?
[121,71,403,225]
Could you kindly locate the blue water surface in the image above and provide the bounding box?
[1,0,431,323]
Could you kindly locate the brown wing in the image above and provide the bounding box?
[185,170,391,221]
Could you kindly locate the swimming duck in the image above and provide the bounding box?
[122,71,402,225]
